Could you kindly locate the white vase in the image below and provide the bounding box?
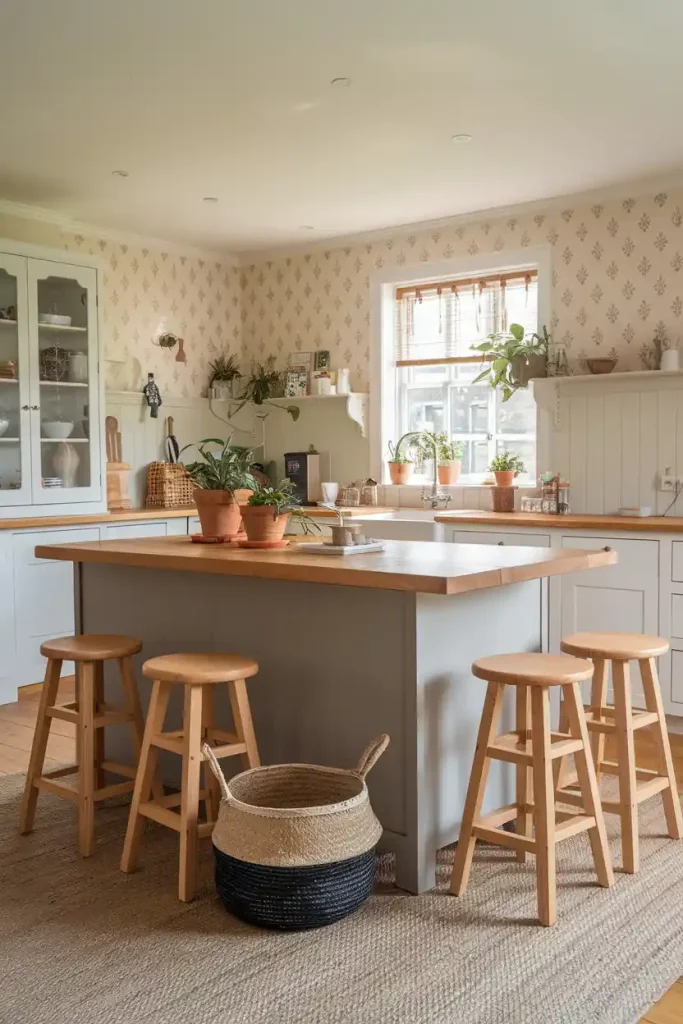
[337,368,351,395]
[52,443,80,488]
[661,348,680,372]
[68,352,88,383]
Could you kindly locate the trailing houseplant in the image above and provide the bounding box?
[240,480,321,544]
[410,432,465,485]
[209,352,242,400]
[182,436,257,538]
[489,450,525,488]
[471,323,550,401]
[232,357,300,421]
[387,439,414,485]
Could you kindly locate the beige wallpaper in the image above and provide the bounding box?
[241,187,683,390]
[0,213,241,398]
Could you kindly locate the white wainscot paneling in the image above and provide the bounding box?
[534,373,683,515]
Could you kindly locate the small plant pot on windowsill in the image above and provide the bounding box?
[510,353,547,386]
[491,486,517,513]
[438,460,462,486]
[493,471,516,488]
[388,462,413,485]
[240,505,289,544]
[194,488,252,539]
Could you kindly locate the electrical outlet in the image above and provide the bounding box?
[660,468,677,492]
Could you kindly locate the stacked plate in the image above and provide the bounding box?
[0,360,17,379]
[42,477,63,489]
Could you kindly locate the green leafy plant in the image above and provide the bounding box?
[409,431,464,465]
[489,450,525,475]
[471,323,550,401]
[180,437,257,491]
[233,356,300,421]
[247,479,321,535]
[209,352,242,385]
[387,440,413,464]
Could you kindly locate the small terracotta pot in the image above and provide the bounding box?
[193,488,252,539]
[240,505,289,543]
[388,462,413,485]
[438,461,462,486]
[494,471,515,487]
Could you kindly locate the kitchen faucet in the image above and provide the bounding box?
[393,431,452,510]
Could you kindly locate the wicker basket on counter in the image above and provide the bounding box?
[203,734,389,931]
[145,461,194,508]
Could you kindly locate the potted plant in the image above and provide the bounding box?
[182,437,257,539]
[471,323,550,401]
[436,435,464,485]
[232,356,300,420]
[240,480,321,545]
[387,440,414,485]
[209,352,242,400]
[489,450,525,487]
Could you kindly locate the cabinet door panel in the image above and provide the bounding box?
[449,529,550,547]
[0,252,32,506]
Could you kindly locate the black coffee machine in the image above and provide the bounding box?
[284,445,321,505]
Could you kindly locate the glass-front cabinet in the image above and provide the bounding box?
[0,248,102,514]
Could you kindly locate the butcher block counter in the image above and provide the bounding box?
[37,536,616,893]
[435,509,683,532]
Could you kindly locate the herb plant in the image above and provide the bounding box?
[410,431,464,464]
[247,479,321,535]
[181,437,257,491]
[387,440,413,464]
[489,451,525,475]
[209,352,242,385]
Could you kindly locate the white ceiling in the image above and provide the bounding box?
[3,0,683,256]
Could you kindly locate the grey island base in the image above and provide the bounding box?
[36,536,617,894]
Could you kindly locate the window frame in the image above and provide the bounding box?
[370,246,552,487]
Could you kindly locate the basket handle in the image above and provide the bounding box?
[355,734,390,779]
[202,743,230,801]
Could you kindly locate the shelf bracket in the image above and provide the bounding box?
[345,393,368,437]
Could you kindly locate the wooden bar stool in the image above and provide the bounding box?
[19,634,146,857]
[558,632,683,874]
[450,653,614,927]
[121,652,260,902]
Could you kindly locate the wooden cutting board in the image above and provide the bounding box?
[105,415,122,463]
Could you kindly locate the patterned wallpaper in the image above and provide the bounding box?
[0,212,241,398]
[241,187,683,390]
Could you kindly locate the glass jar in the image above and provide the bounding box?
[360,478,378,506]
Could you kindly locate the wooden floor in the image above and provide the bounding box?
[1,692,682,1022]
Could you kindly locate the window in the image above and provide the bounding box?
[392,269,538,483]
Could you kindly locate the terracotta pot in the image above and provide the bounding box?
[494,471,515,488]
[240,505,289,543]
[193,488,252,539]
[510,353,547,386]
[438,461,462,486]
[388,462,413,485]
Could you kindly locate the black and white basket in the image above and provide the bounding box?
[203,735,389,931]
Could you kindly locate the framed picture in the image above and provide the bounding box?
[287,351,314,371]
[284,369,309,397]
[314,349,331,371]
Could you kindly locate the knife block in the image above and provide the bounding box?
[107,462,132,510]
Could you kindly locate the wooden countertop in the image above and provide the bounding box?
[35,535,617,595]
[435,510,683,533]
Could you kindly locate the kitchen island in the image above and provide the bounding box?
[36,536,616,893]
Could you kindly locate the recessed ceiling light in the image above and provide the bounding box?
[112,169,129,177]
[451,134,472,144]
[300,225,315,231]
[330,77,351,88]
[203,196,219,203]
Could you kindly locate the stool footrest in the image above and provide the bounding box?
[101,760,137,780]
[94,780,135,801]
[558,773,670,814]
[554,813,596,842]
[472,824,536,854]
[488,731,583,766]
[584,708,659,733]
[597,760,661,782]
[35,776,80,802]
[138,801,182,832]
[41,765,79,780]
[46,703,78,724]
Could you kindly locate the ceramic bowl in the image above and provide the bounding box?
[586,358,617,375]
[0,419,9,437]
[42,420,74,439]
[39,314,72,327]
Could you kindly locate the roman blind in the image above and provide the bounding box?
[395,269,538,366]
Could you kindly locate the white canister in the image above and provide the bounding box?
[314,375,332,396]
[661,348,680,372]
[336,368,351,395]
[321,482,339,504]
[68,351,88,383]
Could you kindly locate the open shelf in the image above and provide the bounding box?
[38,322,87,334]
[0,437,19,443]
[0,319,17,327]
[40,437,89,444]
[39,380,88,388]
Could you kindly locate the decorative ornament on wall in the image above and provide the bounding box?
[142,372,163,418]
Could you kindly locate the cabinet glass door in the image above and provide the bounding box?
[27,260,101,504]
[0,252,32,505]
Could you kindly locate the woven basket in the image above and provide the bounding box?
[145,461,195,508]
[204,734,389,930]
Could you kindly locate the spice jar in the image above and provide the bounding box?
[360,478,378,506]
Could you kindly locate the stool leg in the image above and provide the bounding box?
[78,661,97,858]
[118,656,164,804]
[121,680,172,874]
[179,683,203,902]
[640,657,683,839]
[94,661,105,790]
[553,699,574,793]
[530,687,556,927]
[19,657,63,834]
[202,684,220,824]
[515,685,532,863]
[450,681,504,896]
[589,659,609,784]
[612,660,639,874]
[228,678,260,769]
[563,682,614,889]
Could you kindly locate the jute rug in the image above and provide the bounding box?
[1,773,681,1024]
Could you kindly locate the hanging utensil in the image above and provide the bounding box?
[166,416,179,463]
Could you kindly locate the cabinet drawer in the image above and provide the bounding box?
[449,530,550,547]
[672,595,683,640]
[561,536,658,587]
[105,522,169,540]
[672,542,683,583]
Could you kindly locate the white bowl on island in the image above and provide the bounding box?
[42,420,74,439]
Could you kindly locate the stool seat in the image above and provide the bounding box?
[561,631,669,661]
[40,633,142,661]
[473,653,593,686]
[142,653,259,685]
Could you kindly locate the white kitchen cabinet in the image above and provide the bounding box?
[103,518,187,540]
[0,241,104,518]
[447,528,550,548]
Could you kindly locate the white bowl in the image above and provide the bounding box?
[42,420,74,439]
[39,314,72,327]
[0,419,9,437]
